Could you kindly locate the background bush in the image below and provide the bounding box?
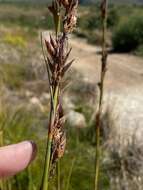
[78,6,119,31]
[112,13,143,53]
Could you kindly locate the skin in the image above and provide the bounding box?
[0,141,37,178]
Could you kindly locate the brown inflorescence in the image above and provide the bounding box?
[44,0,78,176]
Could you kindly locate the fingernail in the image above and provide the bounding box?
[28,141,37,163]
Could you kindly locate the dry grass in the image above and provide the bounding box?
[101,107,143,190]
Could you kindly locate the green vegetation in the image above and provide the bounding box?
[0,2,110,190]
[0,104,109,190]
[4,34,27,48]
[0,3,53,29]
[0,106,45,190]
[0,63,35,89]
[78,6,118,30]
[75,5,118,45]
[112,12,143,53]
[76,4,143,55]
[0,2,143,55]
[0,1,142,190]
[136,44,143,56]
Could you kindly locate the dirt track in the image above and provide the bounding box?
[70,36,143,92]
[70,36,143,137]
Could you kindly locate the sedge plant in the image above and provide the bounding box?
[40,1,78,190]
[94,1,108,190]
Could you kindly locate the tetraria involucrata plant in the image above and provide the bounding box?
[40,1,78,190]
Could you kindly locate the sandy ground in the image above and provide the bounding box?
[70,36,143,91]
[70,36,143,139]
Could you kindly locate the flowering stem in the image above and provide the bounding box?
[40,1,78,190]
[57,160,61,190]
[94,1,108,190]
[40,134,52,190]
[40,85,59,190]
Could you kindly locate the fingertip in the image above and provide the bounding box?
[28,141,37,163]
[0,140,37,178]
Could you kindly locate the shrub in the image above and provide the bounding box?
[135,44,143,56]
[76,6,118,45]
[112,13,143,52]
[78,7,118,31]
[78,14,101,30]
[107,8,119,28]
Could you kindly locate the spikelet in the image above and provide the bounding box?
[40,0,79,188]
[42,0,78,180]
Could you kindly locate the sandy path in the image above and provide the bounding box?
[70,36,143,137]
[70,36,143,92]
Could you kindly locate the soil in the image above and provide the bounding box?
[70,36,143,138]
[70,36,143,92]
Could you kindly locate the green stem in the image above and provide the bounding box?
[65,158,76,190]
[57,161,61,190]
[95,113,101,190]
[40,2,63,189]
[40,134,52,190]
[0,130,4,190]
[40,85,59,190]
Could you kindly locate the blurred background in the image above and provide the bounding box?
[0,0,143,190]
